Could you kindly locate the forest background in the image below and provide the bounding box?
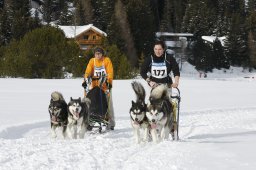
[0,0,256,79]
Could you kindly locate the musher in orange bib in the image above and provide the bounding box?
[82,47,115,129]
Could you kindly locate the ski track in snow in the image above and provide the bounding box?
[1,107,256,170]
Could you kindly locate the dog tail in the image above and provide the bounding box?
[82,97,91,108]
[131,81,146,103]
[150,84,169,101]
[51,91,65,101]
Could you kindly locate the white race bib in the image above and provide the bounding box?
[94,66,107,77]
[151,62,167,79]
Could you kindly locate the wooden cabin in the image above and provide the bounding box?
[58,24,107,51]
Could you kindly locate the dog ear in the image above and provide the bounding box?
[79,97,81,101]
[132,100,135,106]
[70,97,73,101]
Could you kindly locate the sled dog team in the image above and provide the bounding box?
[48,40,180,143]
[48,81,176,143]
[130,81,176,143]
[48,91,91,139]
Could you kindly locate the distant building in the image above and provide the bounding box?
[155,32,195,70]
[155,32,194,49]
[201,36,226,46]
[58,24,107,51]
[30,0,43,9]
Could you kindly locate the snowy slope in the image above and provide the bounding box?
[0,75,256,170]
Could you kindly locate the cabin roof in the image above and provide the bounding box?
[58,24,107,38]
[201,36,226,46]
[156,32,194,37]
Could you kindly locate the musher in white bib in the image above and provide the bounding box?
[141,40,180,91]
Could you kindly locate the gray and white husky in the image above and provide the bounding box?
[146,84,173,143]
[66,97,90,139]
[130,81,149,143]
[48,91,68,138]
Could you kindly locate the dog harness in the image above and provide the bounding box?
[94,58,107,77]
[130,108,147,125]
[130,114,146,125]
[151,53,168,79]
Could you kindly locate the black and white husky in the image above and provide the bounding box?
[48,91,68,138]
[146,84,173,143]
[66,97,90,139]
[130,81,149,143]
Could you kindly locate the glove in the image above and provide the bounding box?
[82,81,87,88]
[146,78,157,88]
[106,81,112,90]
[108,83,112,90]
[82,78,89,88]
[149,81,157,88]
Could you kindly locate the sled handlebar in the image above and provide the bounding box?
[171,87,181,102]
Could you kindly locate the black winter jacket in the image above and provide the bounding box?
[140,52,180,84]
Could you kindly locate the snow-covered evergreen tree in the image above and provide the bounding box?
[212,38,229,69]
[40,0,57,24]
[0,7,12,45]
[10,0,31,39]
[58,1,73,25]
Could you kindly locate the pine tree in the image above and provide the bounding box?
[224,1,249,67]
[1,39,31,77]
[125,0,156,61]
[159,0,172,32]
[212,38,229,69]
[247,0,256,13]
[0,8,12,45]
[105,44,133,79]
[58,1,73,25]
[0,0,4,9]
[73,0,86,25]
[191,37,214,72]
[159,0,187,32]
[182,0,216,36]
[172,0,188,32]
[246,10,256,69]
[248,31,256,68]
[28,8,41,30]
[90,0,115,30]
[225,15,249,66]
[40,0,57,24]
[9,0,31,40]
[107,0,137,67]
[1,26,80,78]
[80,0,93,24]
[214,0,229,36]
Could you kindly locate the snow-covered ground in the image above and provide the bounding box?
[0,66,256,170]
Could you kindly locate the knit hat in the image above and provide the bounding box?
[94,47,104,55]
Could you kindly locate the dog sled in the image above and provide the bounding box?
[170,87,181,140]
[84,76,112,133]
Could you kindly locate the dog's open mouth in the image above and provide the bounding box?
[73,112,80,119]
[51,116,57,121]
[133,121,140,125]
[51,116,59,124]
[151,123,157,129]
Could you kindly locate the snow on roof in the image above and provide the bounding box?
[202,36,226,46]
[156,32,193,37]
[57,24,107,38]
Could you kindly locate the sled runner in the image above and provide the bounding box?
[84,76,111,133]
[171,87,181,140]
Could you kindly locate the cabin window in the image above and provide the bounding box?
[92,35,97,40]
[80,44,88,50]
[83,35,89,40]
